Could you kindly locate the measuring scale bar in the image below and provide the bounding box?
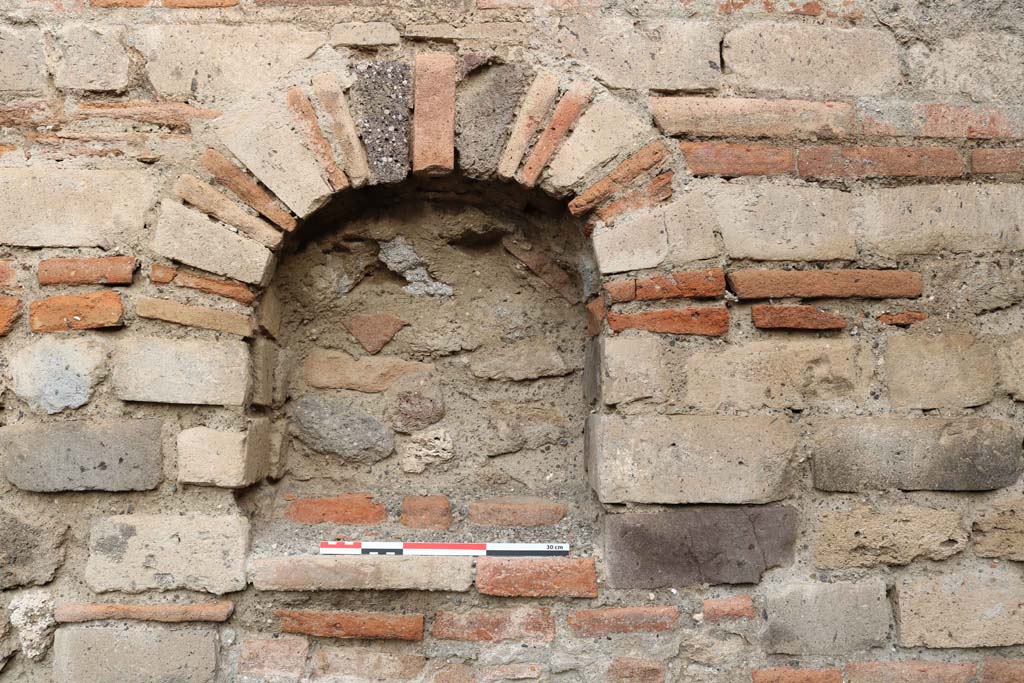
[320,541,570,557]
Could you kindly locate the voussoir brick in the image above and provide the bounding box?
[413,53,457,176]
[150,264,256,305]
[498,69,560,180]
[286,85,349,191]
[173,174,283,250]
[729,269,923,300]
[201,149,297,231]
[519,81,593,187]
[607,306,729,336]
[276,609,424,641]
[38,256,136,286]
[433,607,555,643]
[567,606,679,636]
[475,557,598,598]
[30,290,124,332]
[569,140,669,216]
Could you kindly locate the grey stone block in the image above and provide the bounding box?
[290,393,394,463]
[349,60,412,184]
[1,419,163,492]
[9,337,107,415]
[0,509,67,589]
[765,579,891,654]
[54,624,217,683]
[456,62,530,179]
[603,506,797,588]
[811,418,1022,492]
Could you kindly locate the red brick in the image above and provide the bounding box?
[285,493,387,525]
[239,636,309,681]
[702,595,756,623]
[586,297,606,337]
[845,661,978,683]
[502,236,580,304]
[400,495,451,530]
[276,610,423,641]
[567,606,679,636]
[38,256,136,286]
[342,313,407,354]
[479,664,543,681]
[972,148,1024,174]
[0,296,22,337]
[0,143,17,157]
[201,149,297,231]
[797,146,965,179]
[90,0,148,6]
[54,601,233,623]
[163,0,237,6]
[919,103,1024,139]
[286,86,348,190]
[650,96,855,139]
[752,304,846,330]
[413,53,458,176]
[569,141,669,216]
[606,657,665,683]
[606,268,726,303]
[589,171,674,229]
[679,141,795,177]
[607,306,729,336]
[476,557,598,598]
[728,269,923,300]
[150,264,256,305]
[520,81,594,187]
[431,664,476,683]
[433,607,555,643]
[75,101,219,129]
[0,261,16,289]
[0,100,62,128]
[29,290,124,332]
[468,497,566,527]
[983,660,1024,683]
[877,310,928,327]
[752,668,842,683]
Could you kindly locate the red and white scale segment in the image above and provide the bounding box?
[320,541,570,557]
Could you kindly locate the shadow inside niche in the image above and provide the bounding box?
[239,175,603,557]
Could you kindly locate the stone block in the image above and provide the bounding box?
[53,624,217,683]
[663,186,723,265]
[604,507,797,588]
[250,556,473,592]
[711,181,857,260]
[811,418,1022,492]
[456,62,530,179]
[349,60,412,184]
[765,580,890,655]
[0,26,45,92]
[86,514,249,594]
[724,23,900,96]
[973,499,1024,561]
[54,24,130,92]
[565,17,721,91]
[591,206,669,274]
[303,349,432,392]
[290,393,395,463]
[177,419,272,488]
[858,184,1024,256]
[239,635,308,683]
[587,414,797,504]
[814,505,967,569]
[113,337,251,407]
[329,22,400,47]
[885,333,996,409]
[0,169,154,247]
[596,332,665,405]
[542,96,651,195]
[152,200,275,286]
[0,509,67,589]
[907,32,1024,104]
[897,567,1024,648]
[214,95,335,218]
[9,337,107,415]
[685,339,871,410]
[2,419,163,492]
[129,24,325,101]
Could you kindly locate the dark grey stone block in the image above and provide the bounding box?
[350,60,412,185]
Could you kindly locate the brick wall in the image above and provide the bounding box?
[1,0,1023,681]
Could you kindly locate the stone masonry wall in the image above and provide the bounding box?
[0,0,1023,681]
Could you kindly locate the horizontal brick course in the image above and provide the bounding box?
[607,306,729,336]
[276,609,424,641]
[728,269,923,300]
[604,268,725,302]
[680,141,795,176]
[973,148,1024,173]
[702,595,756,623]
[38,256,136,286]
[54,601,234,623]
[400,495,451,530]
[250,556,474,592]
[752,304,846,330]
[476,557,598,598]
[150,264,256,305]
[30,290,124,332]
[797,145,965,178]
[284,493,387,525]
[0,295,21,336]
[844,661,977,683]
[752,669,842,683]
[135,296,254,337]
[433,607,555,642]
[468,497,566,527]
